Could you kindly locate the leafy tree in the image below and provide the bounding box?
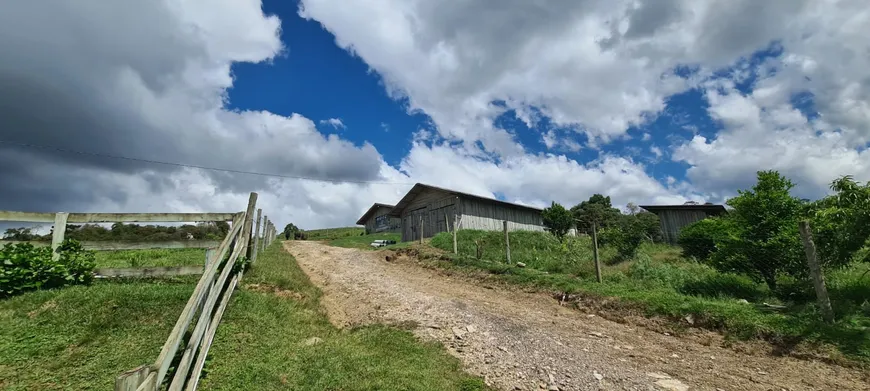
[571,194,621,234]
[711,171,804,290]
[600,214,647,260]
[283,223,300,240]
[808,175,870,267]
[635,211,663,243]
[2,228,38,241]
[542,202,573,241]
[678,217,735,260]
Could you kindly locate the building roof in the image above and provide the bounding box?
[355,203,395,225]
[639,204,727,214]
[388,183,543,217]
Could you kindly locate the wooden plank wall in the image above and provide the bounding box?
[363,206,401,234]
[658,209,709,244]
[399,189,459,242]
[398,188,544,241]
[459,197,544,232]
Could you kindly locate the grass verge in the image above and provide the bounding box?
[304,227,364,241]
[198,241,489,391]
[426,230,870,366]
[94,248,206,268]
[328,233,406,250]
[0,277,196,390]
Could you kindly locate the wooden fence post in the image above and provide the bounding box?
[252,209,262,263]
[114,365,151,391]
[204,248,214,271]
[592,221,602,283]
[262,216,268,251]
[799,221,835,323]
[243,193,258,261]
[453,214,460,254]
[503,220,511,264]
[51,212,69,261]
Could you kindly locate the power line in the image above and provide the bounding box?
[0,140,414,186]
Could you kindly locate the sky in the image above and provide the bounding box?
[1,0,869,231]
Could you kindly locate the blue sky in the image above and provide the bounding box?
[2,0,867,229]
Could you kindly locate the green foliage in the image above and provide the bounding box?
[0,240,96,297]
[93,248,206,268]
[711,171,805,290]
[305,227,365,240]
[541,201,574,241]
[2,227,39,241]
[571,194,622,234]
[634,211,663,243]
[599,214,647,261]
[808,175,870,267]
[14,222,230,242]
[283,223,301,240]
[678,217,735,260]
[329,233,403,250]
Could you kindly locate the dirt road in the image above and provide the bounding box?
[285,241,868,391]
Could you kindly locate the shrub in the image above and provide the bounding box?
[678,217,734,260]
[542,201,573,241]
[600,214,646,261]
[679,273,768,301]
[0,240,95,297]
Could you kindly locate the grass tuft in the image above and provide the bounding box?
[94,248,206,268]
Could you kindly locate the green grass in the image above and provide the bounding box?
[304,227,365,241]
[328,233,404,250]
[199,241,489,391]
[0,277,196,390]
[429,230,870,365]
[93,248,207,268]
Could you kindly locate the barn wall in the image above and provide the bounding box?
[364,206,401,234]
[459,197,544,232]
[399,188,460,242]
[658,209,709,244]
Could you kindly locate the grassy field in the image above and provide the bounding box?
[0,277,196,390]
[199,242,489,391]
[304,227,364,241]
[428,230,870,365]
[328,232,405,250]
[93,248,207,268]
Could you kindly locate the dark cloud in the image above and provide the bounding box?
[0,0,384,214]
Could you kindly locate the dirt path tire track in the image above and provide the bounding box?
[285,241,868,391]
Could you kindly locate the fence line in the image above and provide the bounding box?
[0,195,278,391]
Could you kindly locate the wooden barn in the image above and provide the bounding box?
[640,204,727,244]
[356,203,401,234]
[388,183,544,242]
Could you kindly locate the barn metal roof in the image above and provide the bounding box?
[639,204,727,214]
[388,183,543,217]
[355,203,395,225]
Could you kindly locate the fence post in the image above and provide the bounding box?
[503,220,511,264]
[262,216,268,251]
[252,209,262,263]
[204,248,214,272]
[51,212,69,261]
[798,221,835,323]
[453,214,460,254]
[592,221,602,283]
[419,216,424,244]
[243,193,258,261]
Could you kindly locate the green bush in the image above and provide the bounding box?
[679,272,768,301]
[600,215,646,261]
[677,217,735,260]
[0,240,95,297]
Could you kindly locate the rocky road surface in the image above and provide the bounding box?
[285,241,868,391]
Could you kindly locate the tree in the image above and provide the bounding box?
[625,202,640,215]
[2,228,38,241]
[600,214,647,260]
[283,223,300,240]
[808,175,870,267]
[711,171,805,290]
[542,202,573,241]
[572,194,621,234]
[678,217,735,260]
[635,211,663,243]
